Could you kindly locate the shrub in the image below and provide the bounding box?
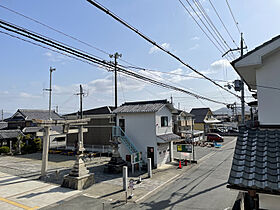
[0,146,10,154]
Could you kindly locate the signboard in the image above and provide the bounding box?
[177,144,192,153]
[131,152,142,164]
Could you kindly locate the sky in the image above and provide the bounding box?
[0,0,279,116]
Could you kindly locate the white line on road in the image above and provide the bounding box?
[135,174,181,203]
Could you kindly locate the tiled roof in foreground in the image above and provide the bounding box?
[228,127,280,194]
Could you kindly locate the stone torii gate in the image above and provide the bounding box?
[33,118,94,190]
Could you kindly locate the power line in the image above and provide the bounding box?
[208,0,239,49]
[185,0,228,54]
[178,0,223,56]
[0,4,111,57]
[86,0,241,99]
[190,0,235,60]
[121,65,229,83]
[225,0,240,34]
[0,20,228,105]
[0,3,163,74]
[225,0,248,51]
[193,0,236,59]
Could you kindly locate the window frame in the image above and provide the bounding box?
[161,116,169,127]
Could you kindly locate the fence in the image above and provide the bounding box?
[65,144,112,153]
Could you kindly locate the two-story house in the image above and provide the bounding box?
[113,100,180,168]
[172,109,194,138]
[63,106,116,152]
[228,35,280,210]
[190,108,220,133]
[5,109,65,148]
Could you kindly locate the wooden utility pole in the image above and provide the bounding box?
[222,33,247,124]
[240,33,245,124]
[109,52,122,108]
[43,67,56,120]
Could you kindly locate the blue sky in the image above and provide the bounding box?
[0,0,279,115]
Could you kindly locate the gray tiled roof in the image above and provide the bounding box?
[63,106,116,117]
[228,127,280,194]
[113,100,170,113]
[190,108,211,123]
[17,109,62,120]
[157,133,180,143]
[0,122,8,130]
[22,127,43,133]
[22,126,63,134]
[0,129,23,140]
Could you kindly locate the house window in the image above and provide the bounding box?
[161,116,168,127]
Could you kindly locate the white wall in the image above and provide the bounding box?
[156,106,173,135]
[259,193,280,210]
[117,112,157,164]
[256,50,280,125]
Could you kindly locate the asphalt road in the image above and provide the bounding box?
[44,136,237,210]
[126,136,238,210]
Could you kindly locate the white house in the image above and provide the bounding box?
[112,99,180,168]
[233,35,280,126]
[228,35,280,210]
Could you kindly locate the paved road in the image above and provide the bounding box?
[44,137,237,210]
[127,136,238,210]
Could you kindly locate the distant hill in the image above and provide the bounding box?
[214,106,250,116]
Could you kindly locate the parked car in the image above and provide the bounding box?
[207,133,224,142]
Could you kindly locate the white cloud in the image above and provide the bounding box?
[19,92,39,99]
[191,36,200,41]
[43,50,70,63]
[210,59,231,71]
[189,44,199,51]
[149,43,170,54]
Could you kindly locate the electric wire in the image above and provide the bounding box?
[86,0,240,98]
[0,4,111,56]
[121,64,229,83]
[178,0,223,56]
[208,0,239,49]
[225,0,248,51]
[191,0,236,60]
[185,0,228,54]
[0,21,228,105]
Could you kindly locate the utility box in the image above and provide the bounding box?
[234,80,242,91]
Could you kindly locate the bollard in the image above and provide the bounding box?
[148,158,152,178]
[123,166,128,191]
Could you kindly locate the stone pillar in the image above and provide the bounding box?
[61,125,94,190]
[9,140,12,154]
[41,126,50,177]
[169,141,174,162]
[123,166,128,191]
[148,158,152,178]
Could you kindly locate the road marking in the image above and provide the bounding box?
[135,137,237,204]
[0,197,39,210]
[135,174,181,203]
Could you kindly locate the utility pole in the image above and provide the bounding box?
[223,33,247,125]
[75,85,85,153]
[1,109,3,121]
[109,52,122,108]
[44,67,56,120]
[240,33,245,125]
[77,84,85,119]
